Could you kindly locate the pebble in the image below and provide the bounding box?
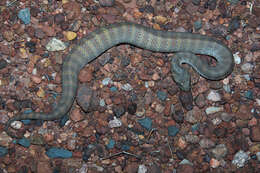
[113,105,125,118]
[138,164,147,173]
[185,108,202,124]
[138,117,152,130]
[207,90,221,101]
[108,117,122,128]
[195,94,206,108]
[102,77,113,85]
[244,90,254,100]
[18,8,30,24]
[194,20,202,31]
[45,38,67,51]
[168,126,179,137]
[0,59,7,70]
[155,104,164,113]
[18,138,31,148]
[10,120,22,129]
[250,126,260,142]
[241,63,254,73]
[232,150,250,168]
[45,147,72,158]
[122,83,133,91]
[127,103,137,115]
[185,134,199,144]
[220,112,233,122]
[192,0,201,5]
[99,0,115,7]
[37,87,45,98]
[157,90,167,101]
[211,144,228,159]
[106,139,115,149]
[199,138,215,148]
[64,31,77,41]
[256,152,260,161]
[210,158,220,168]
[0,146,8,157]
[100,99,106,107]
[233,52,241,64]
[205,106,223,115]
[0,132,12,147]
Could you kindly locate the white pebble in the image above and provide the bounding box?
[122,83,133,91]
[207,90,221,101]
[232,150,250,168]
[205,106,223,115]
[233,52,241,64]
[11,121,22,129]
[108,117,122,128]
[45,38,67,51]
[102,77,112,85]
[138,164,147,173]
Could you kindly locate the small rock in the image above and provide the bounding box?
[106,139,115,149]
[122,83,133,91]
[205,106,223,115]
[71,108,84,122]
[194,94,206,108]
[192,0,201,5]
[228,16,240,33]
[46,147,72,158]
[64,31,77,41]
[138,164,147,173]
[18,8,30,24]
[138,117,152,130]
[157,90,167,101]
[0,146,8,157]
[210,158,220,168]
[256,152,260,161]
[3,30,14,42]
[207,90,221,101]
[99,0,115,7]
[232,150,250,168]
[185,108,202,124]
[176,164,194,173]
[168,126,179,137]
[0,59,7,70]
[220,112,233,122]
[54,13,65,24]
[211,144,228,159]
[250,126,260,142]
[108,117,122,128]
[0,132,12,147]
[45,38,67,51]
[18,138,31,148]
[199,138,215,148]
[241,63,254,73]
[113,105,125,118]
[102,77,113,86]
[155,104,164,113]
[35,28,45,39]
[233,52,241,64]
[194,20,202,31]
[127,103,137,115]
[185,134,199,144]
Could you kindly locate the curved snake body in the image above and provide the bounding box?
[5,23,234,138]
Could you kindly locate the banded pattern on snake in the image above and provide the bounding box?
[5,22,234,138]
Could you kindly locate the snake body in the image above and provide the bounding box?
[5,22,234,138]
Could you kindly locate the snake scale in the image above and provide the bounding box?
[5,22,234,138]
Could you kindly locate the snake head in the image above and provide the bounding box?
[171,68,191,91]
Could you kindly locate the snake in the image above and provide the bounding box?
[5,22,234,138]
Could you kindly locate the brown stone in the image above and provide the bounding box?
[177,164,194,173]
[251,126,260,142]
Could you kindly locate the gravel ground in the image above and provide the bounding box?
[0,0,260,172]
